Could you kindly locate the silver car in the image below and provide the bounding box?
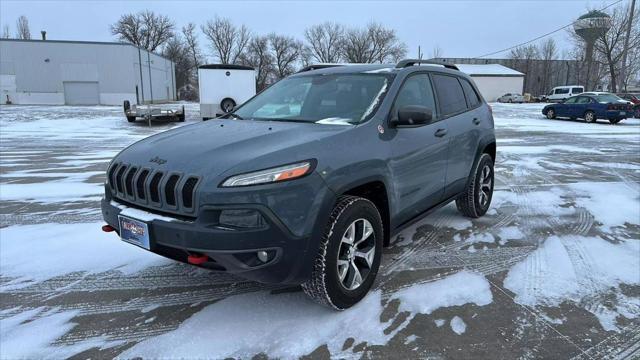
[498,93,525,103]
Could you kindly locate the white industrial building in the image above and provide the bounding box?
[456,64,525,102]
[0,39,176,105]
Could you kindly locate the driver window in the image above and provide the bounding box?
[392,74,436,120]
[564,97,578,104]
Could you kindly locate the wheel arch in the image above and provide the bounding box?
[337,179,391,247]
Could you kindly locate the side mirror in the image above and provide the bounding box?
[391,105,433,128]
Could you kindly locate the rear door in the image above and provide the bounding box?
[575,96,592,118]
[432,73,479,197]
[388,73,448,222]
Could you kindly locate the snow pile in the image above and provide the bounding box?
[391,271,493,314]
[504,235,640,331]
[449,316,467,335]
[123,270,494,359]
[567,182,640,232]
[122,290,390,359]
[0,307,111,359]
[0,223,168,289]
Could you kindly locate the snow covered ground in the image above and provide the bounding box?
[1,103,639,359]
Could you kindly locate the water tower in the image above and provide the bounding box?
[574,10,611,90]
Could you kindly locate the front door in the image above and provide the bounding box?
[561,96,579,117]
[388,73,449,223]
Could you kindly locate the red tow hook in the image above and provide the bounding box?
[188,253,209,265]
[102,224,116,232]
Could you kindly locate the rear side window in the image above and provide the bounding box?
[392,74,437,116]
[577,96,591,104]
[432,74,467,116]
[460,78,481,108]
[572,87,583,94]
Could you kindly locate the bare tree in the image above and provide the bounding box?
[304,22,344,63]
[2,24,10,39]
[539,38,557,95]
[367,22,407,63]
[268,33,303,79]
[341,27,371,63]
[16,15,31,40]
[430,45,443,59]
[341,23,407,63]
[593,3,640,92]
[162,35,191,93]
[110,11,175,52]
[238,35,274,91]
[182,23,203,73]
[509,44,539,93]
[201,16,250,64]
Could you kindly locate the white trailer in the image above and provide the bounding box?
[198,64,256,120]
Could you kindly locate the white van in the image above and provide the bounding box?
[198,65,256,120]
[546,85,584,102]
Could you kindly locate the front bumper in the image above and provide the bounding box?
[101,173,336,285]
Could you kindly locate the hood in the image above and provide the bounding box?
[113,119,351,182]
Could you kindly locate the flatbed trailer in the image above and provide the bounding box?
[124,100,185,125]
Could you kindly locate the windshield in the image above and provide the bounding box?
[595,94,624,103]
[231,73,393,124]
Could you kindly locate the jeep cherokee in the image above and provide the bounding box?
[101,60,496,309]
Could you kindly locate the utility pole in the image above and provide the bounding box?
[418,46,422,60]
[620,0,636,92]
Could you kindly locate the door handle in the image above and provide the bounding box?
[434,128,448,137]
[473,118,481,125]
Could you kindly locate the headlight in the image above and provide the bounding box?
[221,160,314,187]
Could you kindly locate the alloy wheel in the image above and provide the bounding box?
[337,218,376,291]
[479,164,493,207]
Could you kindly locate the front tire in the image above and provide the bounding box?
[456,153,494,218]
[546,108,556,119]
[302,196,383,310]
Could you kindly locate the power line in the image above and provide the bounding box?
[476,0,626,58]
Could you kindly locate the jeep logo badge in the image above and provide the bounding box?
[149,156,167,165]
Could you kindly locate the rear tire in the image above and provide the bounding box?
[456,153,494,218]
[302,196,383,310]
[126,116,136,123]
[584,110,596,123]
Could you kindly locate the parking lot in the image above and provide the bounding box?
[1,103,639,359]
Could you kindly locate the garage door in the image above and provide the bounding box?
[63,82,99,105]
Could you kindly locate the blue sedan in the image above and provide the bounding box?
[542,93,633,124]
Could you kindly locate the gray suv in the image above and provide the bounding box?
[101,60,496,309]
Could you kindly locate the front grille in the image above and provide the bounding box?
[165,174,180,206]
[109,162,200,215]
[182,177,198,209]
[125,167,138,196]
[149,172,164,203]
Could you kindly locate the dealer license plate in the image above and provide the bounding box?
[118,215,150,250]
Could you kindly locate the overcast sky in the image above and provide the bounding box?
[0,0,620,60]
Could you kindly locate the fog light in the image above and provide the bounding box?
[257,251,269,263]
[219,209,265,229]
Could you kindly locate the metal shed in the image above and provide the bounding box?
[0,39,176,105]
[455,64,525,102]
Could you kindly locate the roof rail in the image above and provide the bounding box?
[298,64,345,73]
[396,59,459,71]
